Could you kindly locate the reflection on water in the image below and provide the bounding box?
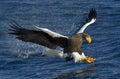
[53,65,96,79]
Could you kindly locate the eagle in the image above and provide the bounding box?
[9,9,97,63]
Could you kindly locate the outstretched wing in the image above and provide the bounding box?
[76,8,97,34]
[9,22,68,49]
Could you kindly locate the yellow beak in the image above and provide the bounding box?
[86,36,92,43]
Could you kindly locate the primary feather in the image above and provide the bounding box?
[9,22,68,49]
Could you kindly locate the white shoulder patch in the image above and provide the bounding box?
[34,25,68,38]
[77,18,96,34]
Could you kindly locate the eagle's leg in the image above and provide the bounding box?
[65,56,73,61]
[64,53,73,61]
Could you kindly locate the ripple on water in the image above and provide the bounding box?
[53,65,97,79]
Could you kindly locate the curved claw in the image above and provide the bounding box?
[85,56,96,63]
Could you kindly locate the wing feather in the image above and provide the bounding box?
[9,22,68,49]
[34,25,68,38]
[76,8,97,34]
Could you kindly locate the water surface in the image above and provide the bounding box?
[0,0,120,79]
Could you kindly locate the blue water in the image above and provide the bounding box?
[0,0,120,79]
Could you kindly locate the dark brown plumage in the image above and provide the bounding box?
[9,22,68,49]
[64,33,90,53]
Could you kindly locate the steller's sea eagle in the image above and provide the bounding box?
[9,8,97,63]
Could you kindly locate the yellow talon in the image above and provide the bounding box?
[85,56,96,63]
